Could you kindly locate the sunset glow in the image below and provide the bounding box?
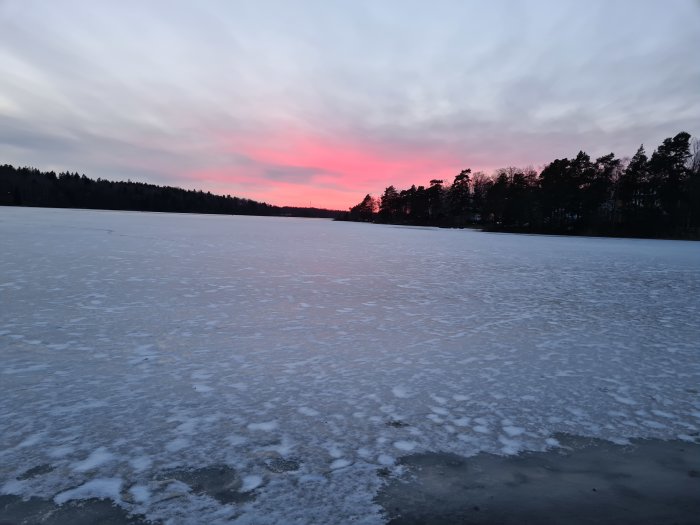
[181,130,466,209]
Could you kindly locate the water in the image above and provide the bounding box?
[1,207,699,523]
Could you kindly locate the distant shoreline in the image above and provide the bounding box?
[0,203,337,220]
[336,217,700,241]
[0,163,344,220]
[4,204,698,241]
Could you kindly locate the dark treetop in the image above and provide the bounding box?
[0,164,342,219]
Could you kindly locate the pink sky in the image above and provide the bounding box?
[176,129,470,210]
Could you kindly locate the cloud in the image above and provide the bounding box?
[263,166,319,182]
[1,1,699,208]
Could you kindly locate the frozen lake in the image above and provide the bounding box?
[1,207,700,524]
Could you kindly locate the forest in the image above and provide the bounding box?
[0,164,341,219]
[341,132,700,239]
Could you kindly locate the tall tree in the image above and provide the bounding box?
[447,169,471,225]
[348,194,377,222]
[378,185,400,223]
[470,171,490,223]
[616,145,649,229]
[427,179,445,223]
[539,158,572,229]
[648,132,691,230]
[687,139,700,231]
[586,153,619,227]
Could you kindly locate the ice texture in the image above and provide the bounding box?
[1,207,700,524]
[54,478,122,504]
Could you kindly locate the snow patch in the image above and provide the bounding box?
[393,440,417,452]
[247,421,278,431]
[72,447,115,472]
[54,478,122,505]
[503,425,525,437]
[166,438,189,452]
[241,475,263,491]
[330,459,352,470]
[129,485,150,503]
[391,386,410,398]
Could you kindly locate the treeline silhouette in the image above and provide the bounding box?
[341,132,700,239]
[0,164,341,219]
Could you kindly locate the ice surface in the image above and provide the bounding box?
[1,207,700,524]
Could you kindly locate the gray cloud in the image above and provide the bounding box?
[263,166,320,182]
[1,0,698,206]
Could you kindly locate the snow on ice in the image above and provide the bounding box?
[1,207,699,524]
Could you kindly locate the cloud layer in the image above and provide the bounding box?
[1,1,699,208]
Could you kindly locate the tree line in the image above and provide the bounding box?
[340,132,700,238]
[0,164,342,219]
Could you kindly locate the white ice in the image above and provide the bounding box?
[72,447,115,472]
[241,475,263,492]
[129,484,151,504]
[54,478,122,505]
[1,207,700,524]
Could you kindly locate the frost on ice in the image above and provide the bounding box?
[1,207,700,524]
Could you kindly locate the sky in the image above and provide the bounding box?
[1,1,699,209]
